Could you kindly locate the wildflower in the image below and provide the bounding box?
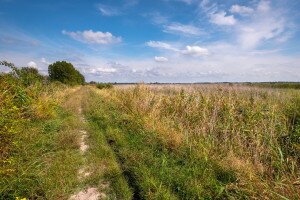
[16,197,27,200]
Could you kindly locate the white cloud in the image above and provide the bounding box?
[41,57,51,65]
[163,23,203,36]
[210,11,236,26]
[200,0,218,13]
[97,1,138,17]
[237,0,288,49]
[230,5,254,15]
[146,12,203,38]
[257,0,271,12]
[146,41,178,51]
[181,45,209,56]
[87,67,117,73]
[147,41,209,57]
[154,56,168,62]
[62,30,122,44]
[27,61,37,68]
[238,21,285,49]
[97,4,121,16]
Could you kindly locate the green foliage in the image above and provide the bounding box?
[0,60,44,86]
[85,89,239,199]
[0,71,32,164]
[247,82,300,89]
[18,67,44,86]
[1,61,78,199]
[0,109,82,200]
[84,85,300,199]
[96,83,113,89]
[48,61,85,85]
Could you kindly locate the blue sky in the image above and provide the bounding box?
[1,0,300,82]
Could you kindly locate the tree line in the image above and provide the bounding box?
[0,60,85,86]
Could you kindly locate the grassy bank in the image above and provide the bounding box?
[85,84,300,199]
[0,81,84,199]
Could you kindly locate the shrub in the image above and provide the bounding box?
[0,61,59,177]
[18,67,44,86]
[0,61,44,87]
[96,83,113,89]
[48,61,85,85]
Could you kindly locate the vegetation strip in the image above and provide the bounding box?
[1,59,300,199]
[85,89,233,199]
[84,86,300,199]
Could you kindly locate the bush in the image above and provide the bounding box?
[0,61,59,177]
[96,83,113,89]
[48,61,84,85]
[0,61,44,87]
[18,67,44,86]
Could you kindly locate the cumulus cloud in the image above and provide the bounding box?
[146,41,178,51]
[201,0,292,49]
[210,11,236,26]
[163,23,203,36]
[230,5,254,15]
[181,45,209,56]
[154,56,168,62]
[62,30,122,44]
[27,61,37,68]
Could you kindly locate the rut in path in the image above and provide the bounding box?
[69,107,104,200]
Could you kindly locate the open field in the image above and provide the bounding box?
[2,77,300,199]
[2,0,300,199]
[84,84,300,199]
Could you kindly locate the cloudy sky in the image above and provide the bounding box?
[0,0,300,82]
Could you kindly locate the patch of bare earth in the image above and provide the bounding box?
[69,188,105,200]
[69,107,104,200]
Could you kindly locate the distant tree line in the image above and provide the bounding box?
[1,60,85,86]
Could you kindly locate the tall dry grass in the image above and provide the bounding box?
[97,84,300,198]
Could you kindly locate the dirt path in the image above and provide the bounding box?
[69,107,104,200]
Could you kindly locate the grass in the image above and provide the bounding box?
[81,88,133,199]
[83,84,300,199]
[1,80,299,199]
[246,82,300,89]
[0,85,84,199]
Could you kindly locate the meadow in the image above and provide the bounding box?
[1,64,300,199]
[83,84,300,199]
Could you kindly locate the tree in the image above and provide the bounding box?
[18,67,44,86]
[0,61,44,86]
[48,61,85,85]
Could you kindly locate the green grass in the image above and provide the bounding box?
[1,82,299,199]
[82,85,300,199]
[0,107,83,199]
[83,121,133,199]
[246,82,300,89]
[84,89,246,199]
